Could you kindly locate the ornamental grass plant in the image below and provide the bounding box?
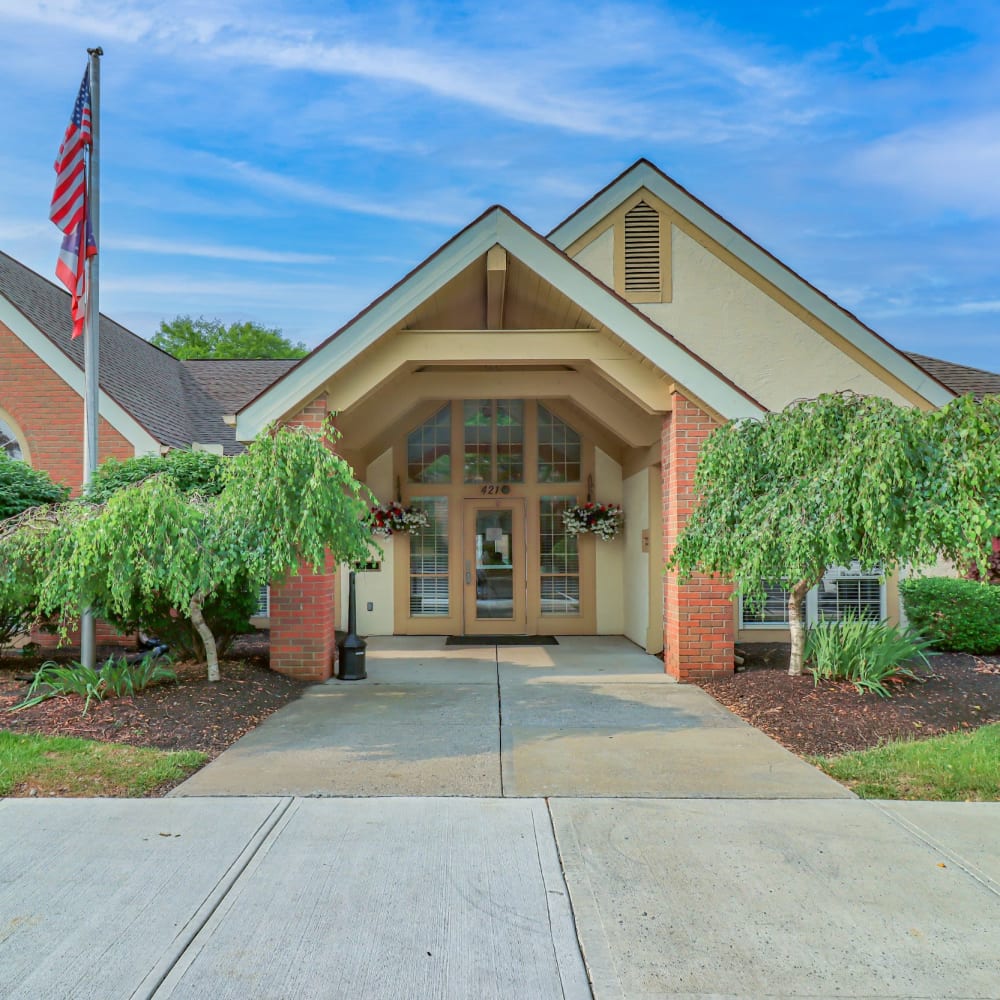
[805,611,936,698]
[10,655,177,716]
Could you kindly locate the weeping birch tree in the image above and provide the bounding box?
[669,392,1000,676]
[0,423,375,682]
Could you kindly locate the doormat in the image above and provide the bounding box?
[446,635,559,646]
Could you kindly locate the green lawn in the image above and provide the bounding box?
[0,731,207,797]
[812,723,1000,801]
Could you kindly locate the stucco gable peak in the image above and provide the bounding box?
[236,201,766,440]
[547,160,953,409]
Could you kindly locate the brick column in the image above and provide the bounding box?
[269,554,339,682]
[662,393,734,681]
[267,393,339,682]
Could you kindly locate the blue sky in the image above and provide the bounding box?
[1,0,998,371]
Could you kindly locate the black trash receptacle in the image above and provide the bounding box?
[337,632,367,680]
[337,570,367,680]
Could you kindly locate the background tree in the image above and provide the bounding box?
[1,424,375,681]
[151,315,308,360]
[669,392,1000,676]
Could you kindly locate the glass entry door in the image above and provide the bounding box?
[463,500,527,634]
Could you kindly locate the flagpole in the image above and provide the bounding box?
[80,46,102,670]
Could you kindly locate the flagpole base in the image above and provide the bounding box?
[80,609,96,669]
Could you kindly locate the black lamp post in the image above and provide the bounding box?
[337,569,367,680]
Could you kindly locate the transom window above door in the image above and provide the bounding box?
[407,403,452,483]
[463,399,524,484]
[404,400,584,487]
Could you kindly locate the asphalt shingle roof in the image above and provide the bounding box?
[181,359,298,454]
[905,352,1000,401]
[0,249,193,448]
[0,250,296,452]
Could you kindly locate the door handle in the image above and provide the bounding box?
[465,560,472,585]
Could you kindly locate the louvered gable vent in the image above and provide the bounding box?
[624,200,660,293]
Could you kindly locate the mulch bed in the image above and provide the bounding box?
[5,634,999,768]
[0,633,307,759]
[695,643,1000,757]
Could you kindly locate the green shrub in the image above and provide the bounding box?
[0,457,69,647]
[86,449,226,504]
[805,611,936,698]
[95,577,259,660]
[10,655,177,715]
[900,576,1000,654]
[0,453,69,520]
[0,572,40,649]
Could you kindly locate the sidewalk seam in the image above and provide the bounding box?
[542,800,597,1000]
[496,644,505,797]
[873,802,1000,898]
[130,797,296,1000]
[547,801,621,1000]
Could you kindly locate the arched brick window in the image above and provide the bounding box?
[0,417,23,461]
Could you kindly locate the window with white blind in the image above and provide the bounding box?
[815,564,883,623]
[539,496,580,616]
[255,584,270,618]
[409,496,449,617]
[739,564,884,629]
[739,582,803,628]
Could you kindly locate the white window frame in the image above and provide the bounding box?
[739,563,886,630]
[255,584,270,618]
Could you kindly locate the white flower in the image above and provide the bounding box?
[561,503,623,540]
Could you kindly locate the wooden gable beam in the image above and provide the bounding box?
[486,244,507,330]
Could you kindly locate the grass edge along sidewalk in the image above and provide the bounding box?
[812,722,1000,801]
[0,731,206,797]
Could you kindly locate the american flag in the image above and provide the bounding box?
[51,66,97,339]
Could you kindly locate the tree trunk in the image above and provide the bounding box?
[787,579,812,676]
[189,593,220,682]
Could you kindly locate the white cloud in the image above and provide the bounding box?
[198,155,472,226]
[105,235,337,265]
[940,299,1000,316]
[853,114,1000,217]
[0,0,824,144]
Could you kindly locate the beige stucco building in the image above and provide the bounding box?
[229,160,958,681]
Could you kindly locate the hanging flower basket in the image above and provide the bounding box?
[368,503,430,537]
[562,502,623,541]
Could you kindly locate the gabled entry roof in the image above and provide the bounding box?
[548,159,954,410]
[236,206,767,441]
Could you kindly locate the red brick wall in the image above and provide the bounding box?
[2,322,140,650]
[268,393,340,681]
[0,321,134,493]
[662,393,734,681]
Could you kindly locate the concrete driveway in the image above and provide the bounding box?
[172,636,847,799]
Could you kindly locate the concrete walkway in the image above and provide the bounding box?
[0,797,589,1000]
[2,796,998,999]
[173,636,847,799]
[5,637,998,999]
